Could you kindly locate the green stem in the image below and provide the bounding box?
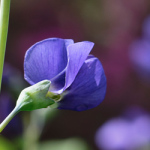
[23,112,41,150]
[23,108,54,150]
[0,106,20,133]
[0,0,11,91]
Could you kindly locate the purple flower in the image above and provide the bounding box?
[24,38,106,111]
[0,64,24,136]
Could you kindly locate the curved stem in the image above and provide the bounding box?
[0,105,20,133]
[0,0,11,91]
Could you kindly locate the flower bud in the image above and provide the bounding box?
[16,80,55,111]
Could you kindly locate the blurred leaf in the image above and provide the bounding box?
[0,135,16,150]
[39,138,91,150]
[34,107,59,123]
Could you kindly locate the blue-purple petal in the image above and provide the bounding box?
[24,38,73,85]
[64,41,94,90]
[65,39,74,47]
[58,57,106,111]
[50,41,94,93]
[50,70,66,93]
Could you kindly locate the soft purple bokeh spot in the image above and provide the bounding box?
[0,64,24,137]
[129,15,150,82]
[95,118,131,150]
[95,108,150,150]
[142,16,150,40]
[24,38,106,111]
[129,39,150,75]
[129,39,150,82]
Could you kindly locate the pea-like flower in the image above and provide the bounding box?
[24,38,106,111]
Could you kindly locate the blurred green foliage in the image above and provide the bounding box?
[39,138,91,150]
[0,135,16,150]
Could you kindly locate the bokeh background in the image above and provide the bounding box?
[1,0,150,149]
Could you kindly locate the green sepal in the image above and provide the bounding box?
[16,80,55,111]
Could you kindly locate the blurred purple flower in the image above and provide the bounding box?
[95,108,150,150]
[24,38,106,111]
[142,16,150,40]
[2,63,27,92]
[129,15,150,82]
[0,93,22,137]
[129,39,150,80]
[0,64,24,137]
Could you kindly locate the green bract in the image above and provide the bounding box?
[0,80,57,133]
[16,80,55,111]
